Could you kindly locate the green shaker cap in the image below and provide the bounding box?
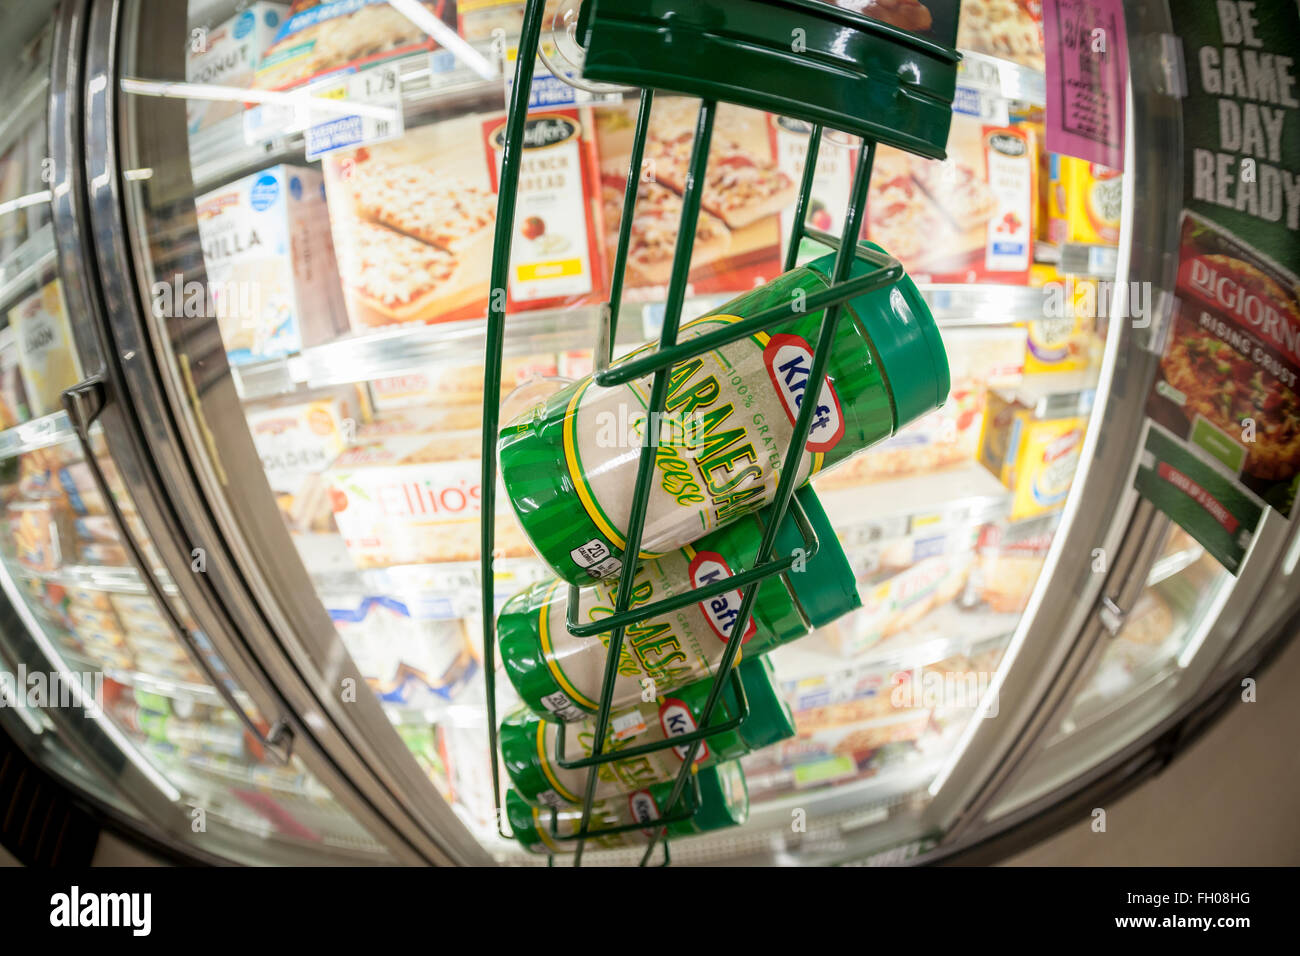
[673,655,795,754]
[665,762,749,836]
[772,486,861,629]
[497,584,562,719]
[808,248,950,431]
[505,788,546,849]
[498,708,552,804]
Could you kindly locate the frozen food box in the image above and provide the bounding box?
[8,279,82,418]
[6,499,75,571]
[253,0,459,91]
[194,165,349,364]
[977,378,1091,520]
[323,429,530,568]
[1048,154,1122,247]
[245,395,355,499]
[867,116,1036,284]
[814,326,1025,488]
[0,325,32,428]
[771,114,855,266]
[186,3,287,137]
[594,97,793,300]
[328,597,477,707]
[321,107,604,330]
[822,551,975,657]
[972,512,1060,613]
[956,0,1045,71]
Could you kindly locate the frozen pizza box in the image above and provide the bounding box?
[323,430,531,568]
[956,0,1045,71]
[866,116,1036,284]
[245,394,356,499]
[1048,154,1122,247]
[594,97,793,300]
[252,0,459,91]
[186,3,287,141]
[1144,213,1300,520]
[194,165,349,364]
[321,107,604,330]
[367,352,558,412]
[8,279,82,418]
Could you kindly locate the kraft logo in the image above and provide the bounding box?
[628,790,661,829]
[763,334,845,453]
[659,698,710,763]
[688,551,756,644]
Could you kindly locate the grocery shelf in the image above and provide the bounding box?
[956,50,1046,107]
[0,409,75,459]
[816,462,1012,551]
[188,47,507,194]
[769,604,1019,691]
[233,283,1045,403]
[1058,241,1119,278]
[14,560,176,597]
[0,222,57,313]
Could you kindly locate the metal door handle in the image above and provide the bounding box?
[61,377,294,765]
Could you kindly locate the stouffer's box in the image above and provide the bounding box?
[321,107,605,331]
[866,115,1037,285]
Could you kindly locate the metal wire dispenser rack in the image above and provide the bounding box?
[481,0,959,865]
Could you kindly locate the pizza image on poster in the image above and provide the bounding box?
[1138,211,1299,572]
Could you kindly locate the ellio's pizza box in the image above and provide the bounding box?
[1137,212,1298,572]
[323,430,531,568]
[252,0,459,91]
[194,165,350,364]
[594,96,794,300]
[321,107,604,330]
[866,115,1036,284]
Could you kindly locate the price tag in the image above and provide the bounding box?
[504,46,622,112]
[304,62,404,160]
[611,708,647,741]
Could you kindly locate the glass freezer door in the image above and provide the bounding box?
[0,0,405,864]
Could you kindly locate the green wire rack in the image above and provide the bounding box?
[480,0,959,866]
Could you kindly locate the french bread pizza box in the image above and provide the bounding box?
[252,0,459,91]
[866,116,1036,285]
[323,429,531,568]
[321,107,604,330]
[594,96,795,301]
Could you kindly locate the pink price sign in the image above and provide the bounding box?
[1043,0,1128,169]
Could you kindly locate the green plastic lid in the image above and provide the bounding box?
[807,248,950,431]
[670,656,795,756]
[769,485,861,632]
[505,788,547,850]
[498,707,554,804]
[497,583,574,722]
[666,762,749,836]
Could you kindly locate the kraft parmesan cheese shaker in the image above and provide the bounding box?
[497,486,858,723]
[498,247,950,585]
[499,657,792,809]
[505,761,748,854]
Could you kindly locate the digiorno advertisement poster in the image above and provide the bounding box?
[1135,0,1300,574]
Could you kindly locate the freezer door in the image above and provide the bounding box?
[0,0,441,864]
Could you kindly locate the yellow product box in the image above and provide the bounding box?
[978,384,1089,520]
[1047,154,1122,247]
[8,279,82,417]
[1024,267,1103,374]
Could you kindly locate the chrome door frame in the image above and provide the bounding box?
[81,0,492,865]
